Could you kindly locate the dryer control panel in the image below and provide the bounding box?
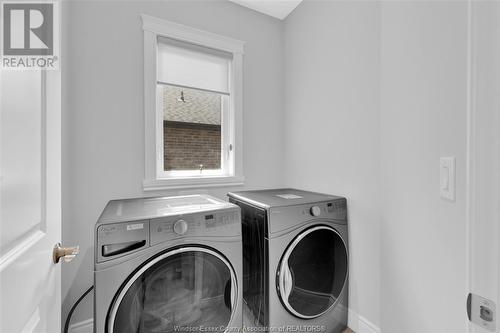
[268,198,347,234]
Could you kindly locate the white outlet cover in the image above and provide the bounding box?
[469,293,496,331]
[440,157,455,201]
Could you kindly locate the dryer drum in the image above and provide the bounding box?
[108,247,237,333]
[276,225,348,319]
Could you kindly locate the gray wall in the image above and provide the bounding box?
[283,1,472,332]
[380,2,467,332]
[283,1,381,331]
[61,0,285,324]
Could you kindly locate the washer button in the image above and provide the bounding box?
[310,206,321,217]
[173,219,188,235]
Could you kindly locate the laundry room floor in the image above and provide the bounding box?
[342,329,354,333]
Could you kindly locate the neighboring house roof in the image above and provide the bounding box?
[163,85,221,125]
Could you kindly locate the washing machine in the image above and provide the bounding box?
[94,194,242,333]
[227,189,348,333]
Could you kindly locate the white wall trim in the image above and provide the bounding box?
[464,0,475,331]
[143,176,245,191]
[68,318,93,333]
[348,308,381,333]
[141,14,245,54]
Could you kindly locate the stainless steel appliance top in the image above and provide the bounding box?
[98,194,235,224]
[228,188,344,209]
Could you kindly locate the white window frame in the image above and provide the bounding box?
[141,14,245,190]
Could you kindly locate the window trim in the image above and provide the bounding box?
[141,14,245,191]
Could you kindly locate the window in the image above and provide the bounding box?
[142,15,245,190]
[157,38,231,177]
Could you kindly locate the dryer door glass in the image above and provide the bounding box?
[277,226,348,319]
[109,247,237,333]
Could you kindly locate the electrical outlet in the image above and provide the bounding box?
[468,293,496,331]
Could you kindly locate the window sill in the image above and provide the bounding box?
[143,175,245,191]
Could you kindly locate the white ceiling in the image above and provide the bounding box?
[229,0,303,20]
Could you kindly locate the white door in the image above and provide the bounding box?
[0,67,63,332]
[468,1,500,332]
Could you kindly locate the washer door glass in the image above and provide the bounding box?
[277,226,348,319]
[109,247,236,333]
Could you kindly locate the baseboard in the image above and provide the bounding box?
[68,318,93,333]
[348,309,381,333]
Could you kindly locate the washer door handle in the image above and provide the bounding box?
[280,260,293,301]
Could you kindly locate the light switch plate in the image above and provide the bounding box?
[440,157,455,201]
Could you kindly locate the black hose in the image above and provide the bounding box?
[63,286,94,333]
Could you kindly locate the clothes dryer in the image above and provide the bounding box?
[228,189,348,333]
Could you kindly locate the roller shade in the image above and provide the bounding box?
[157,37,232,95]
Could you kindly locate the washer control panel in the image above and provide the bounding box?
[173,219,188,235]
[310,206,321,217]
[96,220,150,263]
[150,208,240,246]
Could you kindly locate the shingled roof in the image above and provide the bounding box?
[163,85,221,125]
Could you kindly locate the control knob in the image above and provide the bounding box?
[310,206,321,217]
[173,219,188,235]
